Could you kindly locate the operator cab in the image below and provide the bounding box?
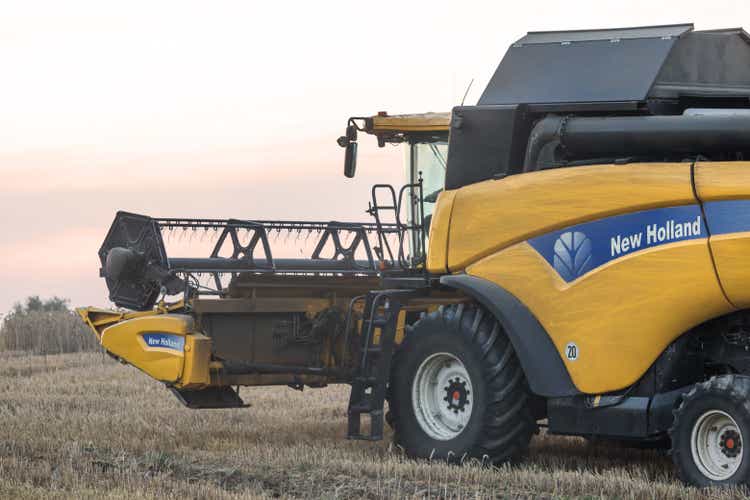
[338,112,450,267]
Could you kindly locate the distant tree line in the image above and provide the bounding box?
[1,296,100,354]
[11,295,70,315]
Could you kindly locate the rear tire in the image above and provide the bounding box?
[670,375,750,487]
[388,304,536,463]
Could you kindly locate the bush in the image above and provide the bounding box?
[0,296,100,354]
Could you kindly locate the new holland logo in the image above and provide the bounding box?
[141,333,185,353]
[553,231,592,282]
[528,205,706,283]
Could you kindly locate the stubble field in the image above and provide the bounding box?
[0,350,747,499]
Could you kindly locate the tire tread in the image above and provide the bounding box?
[388,304,536,464]
[669,374,750,486]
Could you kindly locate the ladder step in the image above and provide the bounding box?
[347,410,384,441]
[349,402,374,413]
[346,290,410,441]
[363,317,388,328]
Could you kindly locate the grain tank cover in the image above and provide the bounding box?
[478,24,750,108]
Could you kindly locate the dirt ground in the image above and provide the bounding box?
[0,351,746,499]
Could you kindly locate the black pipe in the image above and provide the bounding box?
[523,115,565,173]
[168,257,375,272]
[221,360,346,377]
[523,114,750,172]
[104,248,375,284]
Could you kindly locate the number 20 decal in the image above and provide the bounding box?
[565,342,579,361]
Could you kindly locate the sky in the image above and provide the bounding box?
[1,0,748,313]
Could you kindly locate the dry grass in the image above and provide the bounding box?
[0,352,747,499]
[0,311,99,354]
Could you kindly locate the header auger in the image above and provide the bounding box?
[82,24,750,487]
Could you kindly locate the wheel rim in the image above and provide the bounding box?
[411,352,474,441]
[690,409,743,481]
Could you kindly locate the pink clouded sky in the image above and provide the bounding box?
[1,0,747,313]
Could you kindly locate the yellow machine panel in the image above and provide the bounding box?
[181,333,212,388]
[694,161,750,308]
[445,161,740,394]
[468,241,731,394]
[426,190,456,274]
[694,161,750,201]
[100,314,210,387]
[447,163,696,271]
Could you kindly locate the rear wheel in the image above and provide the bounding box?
[670,375,750,487]
[388,304,536,463]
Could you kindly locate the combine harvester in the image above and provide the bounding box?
[82,24,750,486]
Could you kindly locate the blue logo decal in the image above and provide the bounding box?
[553,231,592,281]
[141,333,185,352]
[703,199,750,235]
[529,205,705,282]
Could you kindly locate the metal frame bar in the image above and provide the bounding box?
[157,218,399,233]
[156,218,404,292]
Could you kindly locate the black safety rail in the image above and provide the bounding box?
[367,177,426,269]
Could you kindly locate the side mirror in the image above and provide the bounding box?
[344,142,357,178]
[338,124,358,178]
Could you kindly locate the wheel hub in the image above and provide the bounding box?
[690,409,744,481]
[444,378,470,413]
[411,352,474,441]
[720,429,742,458]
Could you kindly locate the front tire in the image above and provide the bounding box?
[388,304,536,463]
[670,375,750,487]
